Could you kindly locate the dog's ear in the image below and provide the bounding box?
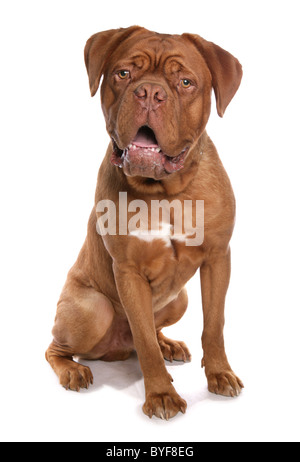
[182,34,242,117]
[84,26,143,97]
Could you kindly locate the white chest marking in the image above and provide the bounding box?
[129,222,194,247]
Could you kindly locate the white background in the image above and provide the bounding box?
[1,0,300,443]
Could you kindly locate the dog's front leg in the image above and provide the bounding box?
[113,263,187,420]
[200,247,244,397]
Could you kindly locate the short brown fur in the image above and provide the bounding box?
[46,26,244,420]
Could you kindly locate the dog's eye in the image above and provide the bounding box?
[117,70,130,80]
[181,79,192,88]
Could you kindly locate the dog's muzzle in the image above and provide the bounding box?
[111,126,188,180]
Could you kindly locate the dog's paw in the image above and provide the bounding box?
[158,333,191,363]
[207,370,244,397]
[59,363,94,392]
[143,390,187,420]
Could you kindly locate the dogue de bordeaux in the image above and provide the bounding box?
[46,26,244,420]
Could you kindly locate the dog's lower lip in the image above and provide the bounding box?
[111,139,188,173]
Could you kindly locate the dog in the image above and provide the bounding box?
[46,26,244,420]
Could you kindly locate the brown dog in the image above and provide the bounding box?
[46,26,244,420]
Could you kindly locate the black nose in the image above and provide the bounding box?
[134,83,167,110]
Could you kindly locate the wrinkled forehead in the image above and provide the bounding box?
[108,33,207,75]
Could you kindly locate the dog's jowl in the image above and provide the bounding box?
[46,26,244,420]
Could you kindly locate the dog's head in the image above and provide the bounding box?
[85,26,242,180]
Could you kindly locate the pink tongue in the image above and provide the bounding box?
[132,128,158,148]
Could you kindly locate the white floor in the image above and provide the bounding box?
[2,274,299,443]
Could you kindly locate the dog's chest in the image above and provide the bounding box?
[128,227,202,308]
[128,197,204,249]
[129,222,193,248]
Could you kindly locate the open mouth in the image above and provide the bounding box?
[111,126,188,177]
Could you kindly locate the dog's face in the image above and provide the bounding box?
[85,27,242,180]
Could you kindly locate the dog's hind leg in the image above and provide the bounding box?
[46,277,114,391]
[45,341,94,391]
